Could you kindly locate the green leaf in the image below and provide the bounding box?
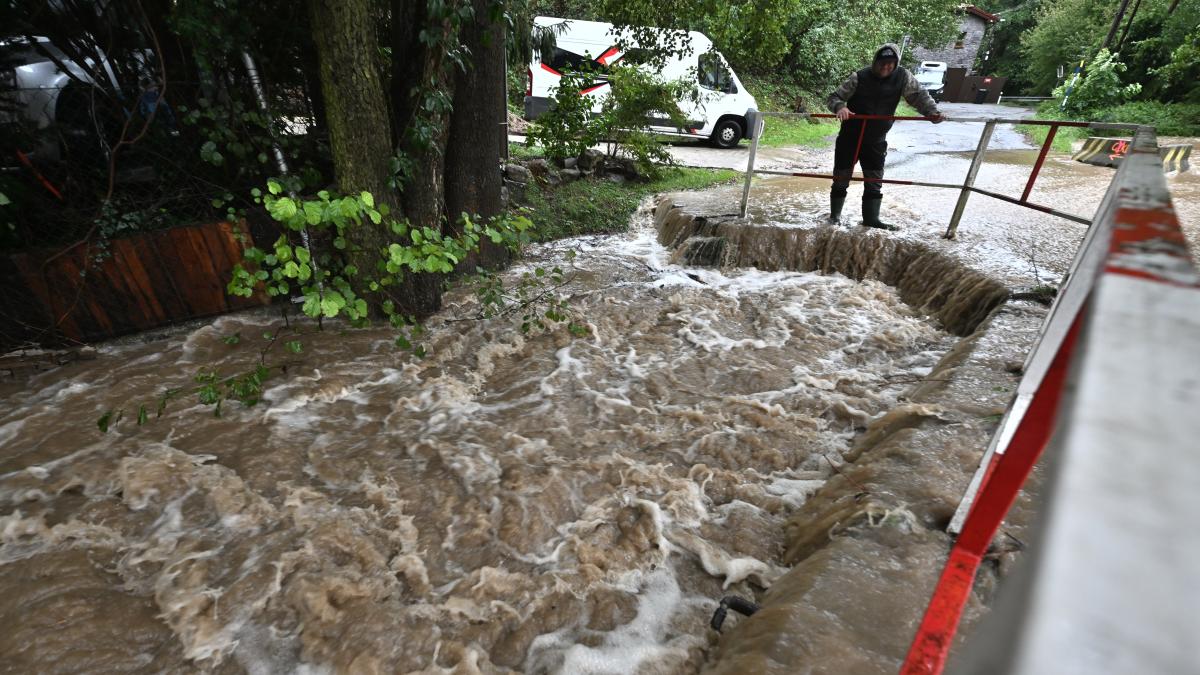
[368,209,382,225]
[98,409,114,433]
[137,405,148,426]
[269,197,297,221]
[268,180,282,195]
[360,191,374,208]
[303,201,322,225]
[222,332,241,345]
[333,237,346,250]
[295,247,311,264]
[320,298,339,317]
[283,261,300,278]
[285,340,303,354]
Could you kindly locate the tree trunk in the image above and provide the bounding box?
[308,0,441,316]
[443,0,508,268]
[388,0,460,312]
[307,0,393,199]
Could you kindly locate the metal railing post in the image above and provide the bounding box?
[739,110,763,219]
[944,119,997,240]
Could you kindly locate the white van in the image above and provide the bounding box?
[524,16,758,148]
[915,61,948,101]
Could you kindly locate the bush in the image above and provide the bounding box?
[1052,50,1141,116]
[1093,101,1200,136]
[521,167,737,241]
[527,63,690,178]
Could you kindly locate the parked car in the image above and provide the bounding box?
[1,35,168,170]
[915,61,948,101]
[524,16,758,149]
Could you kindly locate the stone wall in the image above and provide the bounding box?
[911,14,990,73]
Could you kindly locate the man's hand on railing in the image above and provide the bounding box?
[836,107,854,121]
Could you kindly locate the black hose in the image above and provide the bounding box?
[710,595,761,632]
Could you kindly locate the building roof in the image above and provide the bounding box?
[963,5,1000,22]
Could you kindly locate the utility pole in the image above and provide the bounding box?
[1116,0,1144,52]
[1102,0,1133,51]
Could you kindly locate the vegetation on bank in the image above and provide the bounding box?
[515,154,737,240]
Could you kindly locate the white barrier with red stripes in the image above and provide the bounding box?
[902,126,1200,673]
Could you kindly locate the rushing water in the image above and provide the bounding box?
[5,132,1194,671]
[0,207,957,673]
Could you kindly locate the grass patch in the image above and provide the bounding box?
[741,76,837,148]
[1019,100,1200,153]
[759,116,837,148]
[507,143,545,161]
[1023,123,1088,153]
[1021,102,1100,152]
[520,166,738,241]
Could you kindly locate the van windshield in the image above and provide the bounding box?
[698,52,735,94]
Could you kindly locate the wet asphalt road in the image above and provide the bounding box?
[508,102,1038,171]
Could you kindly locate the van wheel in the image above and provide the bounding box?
[710,119,743,149]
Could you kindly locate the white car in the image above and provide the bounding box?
[915,61,948,101]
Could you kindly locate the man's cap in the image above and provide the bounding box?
[875,47,898,62]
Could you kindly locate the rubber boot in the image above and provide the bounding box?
[828,193,846,225]
[861,197,899,231]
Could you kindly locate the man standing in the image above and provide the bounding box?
[826,43,943,230]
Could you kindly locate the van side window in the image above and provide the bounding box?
[620,48,653,66]
[547,47,591,73]
[698,52,736,94]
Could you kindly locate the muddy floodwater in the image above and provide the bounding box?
[0,208,963,673]
[3,124,1194,672]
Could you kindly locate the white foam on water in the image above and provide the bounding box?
[526,567,703,675]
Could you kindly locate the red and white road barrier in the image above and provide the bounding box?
[903,126,1200,674]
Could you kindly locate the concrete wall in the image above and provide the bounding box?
[911,14,990,73]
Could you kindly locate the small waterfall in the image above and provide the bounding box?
[655,200,1010,336]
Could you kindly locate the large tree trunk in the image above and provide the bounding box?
[308,0,441,316]
[307,0,393,200]
[388,0,461,312]
[443,0,508,268]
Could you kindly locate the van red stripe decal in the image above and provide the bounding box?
[596,46,620,65]
[580,83,609,95]
[540,63,562,76]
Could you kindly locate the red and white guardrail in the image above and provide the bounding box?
[902,126,1200,674]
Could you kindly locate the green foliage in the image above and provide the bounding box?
[1094,101,1200,136]
[595,65,692,176]
[228,181,535,347]
[1020,0,1109,94]
[508,143,546,161]
[527,68,602,160]
[97,324,298,431]
[592,0,959,94]
[522,166,736,240]
[1023,103,1090,152]
[527,63,690,176]
[1054,50,1141,115]
[1019,0,1199,100]
[977,0,1041,92]
[758,118,837,149]
[465,254,588,336]
[1154,24,1200,103]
